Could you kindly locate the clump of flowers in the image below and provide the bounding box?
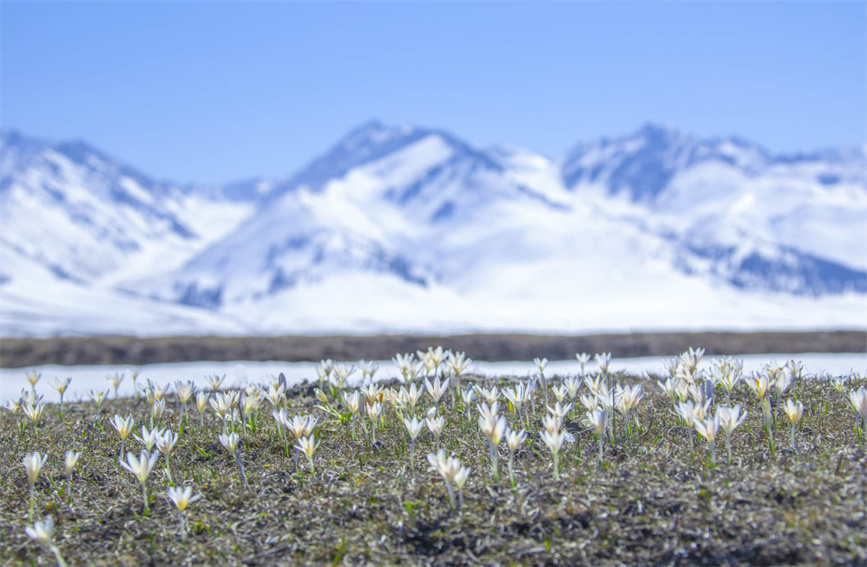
[540,417,566,480]
[694,415,721,466]
[366,401,383,444]
[477,402,505,481]
[427,450,470,509]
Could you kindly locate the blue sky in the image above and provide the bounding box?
[2,1,864,183]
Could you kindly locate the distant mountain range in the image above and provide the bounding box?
[1,122,865,336]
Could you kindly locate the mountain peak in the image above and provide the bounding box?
[635,122,681,140]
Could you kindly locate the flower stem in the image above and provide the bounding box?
[508,452,515,488]
[235,451,250,490]
[488,442,499,481]
[726,434,732,465]
[445,482,457,509]
[165,457,174,485]
[50,545,68,567]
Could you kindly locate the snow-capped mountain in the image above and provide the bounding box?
[561,124,867,295]
[0,131,257,335]
[1,123,865,336]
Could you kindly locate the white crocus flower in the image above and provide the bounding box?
[784,399,805,454]
[295,435,320,472]
[502,385,524,421]
[594,353,612,376]
[424,376,450,410]
[25,515,67,567]
[694,415,721,465]
[25,514,54,544]
[580,393,599,412]
[87,389,109,408]
[847,387,867,432]
[51,377,72,414]
[167,485,202,538]
[122,451,159,513]
[23,403,44,427]
[540,429,566,480]
[64,450,81,500]
[398,383,423,412]
[403,416,424,465]
[64,450,81,475]
[426,450,467,508]
[475,385,499,406]
[208,374,226,392]
[195,392,208,426]
[426,414,445,447]
[344,391,361,416]
[176,380,196,416]
[657,377,678,400]
[220,432,240,453]
[716,405,747,465]
[584,375,604,394]
[267,383,286,409]
[134,425,162,452]
[575,353,591,375]
[111,414,135,463]
[448,351,473,380]
[106,373,124,398]
[585,409,608,464]
[748,372,774,400]
[4,398,22,415]
[459,384,477,416]
[219,432,250,490]
[784,399,804,425]
[151,399,166,425]
[23,452,47,506]
[478,411,506,480]
[157,430,179,483]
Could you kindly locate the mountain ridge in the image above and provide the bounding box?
[1,123,865,337]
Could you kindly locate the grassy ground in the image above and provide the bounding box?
[2,330,866,367]
[1,371,866,566]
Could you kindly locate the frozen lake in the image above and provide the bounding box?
[2,352,865,404]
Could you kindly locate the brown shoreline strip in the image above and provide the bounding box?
[1,330,865,368]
